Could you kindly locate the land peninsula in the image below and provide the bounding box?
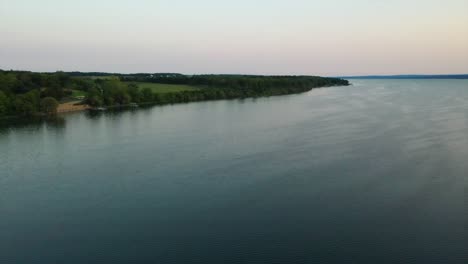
[0,70,349,117]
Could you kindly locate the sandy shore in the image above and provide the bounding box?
[57,101,90,113]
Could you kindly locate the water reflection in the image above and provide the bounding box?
[0,115,66,134]
[84,106,155,120]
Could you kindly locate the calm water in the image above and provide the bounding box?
[1,80,467,263]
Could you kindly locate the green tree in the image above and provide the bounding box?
[0,72,18,93]
[14,96,35,115]
[128,83,141,102]
[86,87,103,106]
[90,96,103,106]
[23,89,40,110]
[42,75,64,99]
[41,97,59,114]
[0,91,8,116]
[141,87,153,102]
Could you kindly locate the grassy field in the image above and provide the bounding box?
[129,82,199,94]
[71,89,87,97]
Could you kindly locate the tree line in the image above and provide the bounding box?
[0,70,349,117]
[86,75,349,107]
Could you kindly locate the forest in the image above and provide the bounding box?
[0,70,349,117]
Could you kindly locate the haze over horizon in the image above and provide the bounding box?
[1,0,467,75]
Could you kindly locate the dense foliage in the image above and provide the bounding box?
[0,70,348,117]
[120,74,349,88]
[105,74,349,105]
[41,97,59,114]
[0,70,91,117]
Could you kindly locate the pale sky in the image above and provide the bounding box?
[1,0,467,75]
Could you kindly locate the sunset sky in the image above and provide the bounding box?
[1,0,467,75]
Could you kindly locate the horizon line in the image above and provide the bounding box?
[1,68,467,78]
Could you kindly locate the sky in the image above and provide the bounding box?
[1,0,467,75]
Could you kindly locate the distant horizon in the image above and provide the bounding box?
[1,68,467,78]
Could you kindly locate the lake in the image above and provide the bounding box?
[1,79,466,263]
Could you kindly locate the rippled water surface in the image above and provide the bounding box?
[1,79,467,263]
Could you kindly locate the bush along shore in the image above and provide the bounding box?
[0,70,349,118]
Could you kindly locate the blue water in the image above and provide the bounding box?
[1,79,466,263]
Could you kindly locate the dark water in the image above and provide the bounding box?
[1,80,467,263]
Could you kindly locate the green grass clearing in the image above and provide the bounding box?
[128,82,200,94]
[71,90,87,97]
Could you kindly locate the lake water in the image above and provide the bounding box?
[1,79,467,263]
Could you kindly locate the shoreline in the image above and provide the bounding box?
[2,83,350,120]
